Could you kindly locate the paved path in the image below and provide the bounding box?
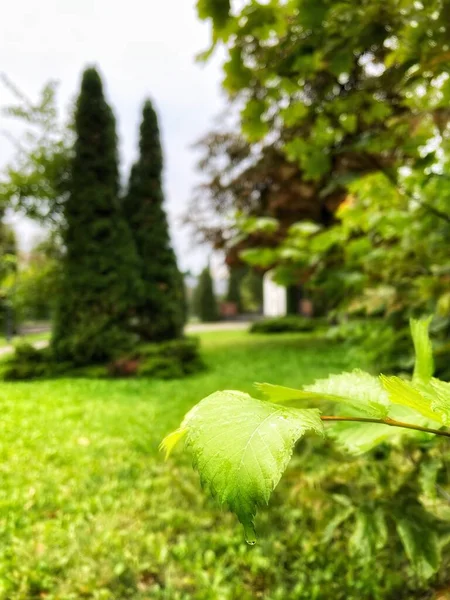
[185,321,251,333]
[0,322,251,357]
[0,339,48,357]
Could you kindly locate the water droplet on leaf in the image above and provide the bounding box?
[244,523,257,545]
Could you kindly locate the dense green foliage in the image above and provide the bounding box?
[241,171,450,369]
[52,68,141,365]
[192,0,450,257]
[199,0,450,179]
[0,75,72,222]
[0,220,16,333]
[165,319,450,576]
[250,315,325,334]
[193,267,218,322]
[196,0,450,366]
[325,316,450,381]
[224,266,263,313]
[124,101,185,342]
[12,235,60,323]
[0,220,16,280]
[2,329,450,599]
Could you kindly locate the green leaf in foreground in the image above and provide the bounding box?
[161,391,324,542]
[305,370,389,417]
[417,379,450,426]
[410,317,434,382]
[380,375,441,423]
[257,370,389,418]
[255,382,313,403]
[160,428,187,460]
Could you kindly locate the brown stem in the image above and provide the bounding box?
[321,416,450,439]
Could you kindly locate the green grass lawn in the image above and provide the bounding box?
[0,330,435,599]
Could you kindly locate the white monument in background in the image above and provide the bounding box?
[263,270,287,317]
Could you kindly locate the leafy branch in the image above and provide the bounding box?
[366,154,450,225]
[320,415,450,438]
[161,318,450,574]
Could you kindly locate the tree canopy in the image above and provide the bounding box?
[194,0,450,232]
[194,0,450,370]
[0,74,72,223]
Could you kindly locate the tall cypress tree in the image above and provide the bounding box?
[0,219,17,335]
[52,68,141,364]
[124,100,185,341]
[226,266,246,311]
[193,266,218,323]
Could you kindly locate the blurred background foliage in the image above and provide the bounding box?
[190,0,450,375]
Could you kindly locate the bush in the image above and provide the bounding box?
[110,337,205,379]
[250,315,326,334]
[326,317,450,379]
[1,338,204,381]
[325,318,411,372]
[139,337,205,379]
[0,343,57,381]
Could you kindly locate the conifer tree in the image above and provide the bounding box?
[0,219,17,335]
[226,266,246,311]
[52,67,141,364]
[193,266,218,323]
[241,268,263,312]
[124,100,185,341]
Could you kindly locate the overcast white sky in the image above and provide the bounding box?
[0,0,226,273]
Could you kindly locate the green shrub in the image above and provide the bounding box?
[1,338,204,381]
[137,356,184,379]
[250,315,326,334]
[108,337,204,379]
[326,317,450,379]
[325,319,410,371]
[134,338,205,379]
[0,343,55,381]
